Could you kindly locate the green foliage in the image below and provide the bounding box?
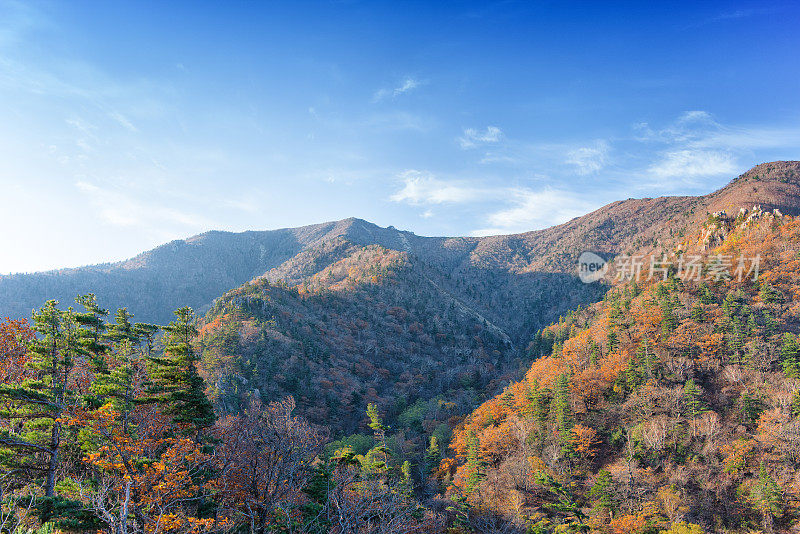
[146,306,215,433]
[740,392,765,426]
[607,329,619,353]
[749,463,782,529]
[661,296,678,334]
[690,303,705,323]
[552,373,573,434]
[397,398,427,430]
[588,469,616,517]
[464,430,485,494]
[0,300,80,498]
[759,282,783,304]
[424,435,441,475]
[698,282,715,304]
[781,333,800,378]
[532,470,589,531]
[660,522,704,534]
[683,379,705,420]
[324,433,373,459]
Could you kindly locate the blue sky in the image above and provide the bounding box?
[1,1,799,273]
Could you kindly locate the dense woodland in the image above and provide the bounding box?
[3,167,800,532]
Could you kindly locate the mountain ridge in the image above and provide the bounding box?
[2,161,799,326]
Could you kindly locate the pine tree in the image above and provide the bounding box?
[750,463,782,534]
[552,373,573,434]
[781,333,800,378]
[424,435,441,476]
[464,430,484,494]
[607,329,619,353]
[0,301,80,498]
[699,282,715,304]
[747,313,759,336]
[89,310,156,433]
[552,373,575,459]
[691,303,705,323]
[763,310,777,337]
[74,293,110,375]
[660,293,679,335]
[759,282,783,304]
[588,469,616,519]
[589,340,599,367]
[683,379,705,436]
[145,307,214,434]
[625,355,642,392]
[639,338,655,379]
[365,402,390,474]
[740,392,764,426]
[727,316,745,362]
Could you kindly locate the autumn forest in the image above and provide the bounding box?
[4,163,800,534]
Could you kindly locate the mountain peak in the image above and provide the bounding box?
[706,160,800,216]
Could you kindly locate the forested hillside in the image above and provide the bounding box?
[3,162,800,534]
[4,162,800,337]
[439,207,800,533]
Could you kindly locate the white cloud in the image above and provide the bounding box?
[473,188,596,235]
[458,126,503,149]
[390,170,487,205]
[635,111,800,185]
[648,149,737,178]
[108,111,138,132]
[677,110,714,124]
[75,181,215,233]
[565,140,609,175]
[372,77,422,102]
[390,171,599,235]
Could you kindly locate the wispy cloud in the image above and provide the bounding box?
[648,149,737,179]
[391,170,488,204]
[390,170,599,234]
[565,140,609,175]
[458,126,503,149]
[473,188,596,235]
[632,110,800,187]
[372,77,423,103]
[75,181,216,233]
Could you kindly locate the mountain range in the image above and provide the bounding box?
[2,161,799,336]
[3,161,799,432]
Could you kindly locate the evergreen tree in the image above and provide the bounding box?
[74,293,110,375]
[759,282,783,304]
[699,282,715,304]
[781,333,800,378]
[750,463,782,534]
[763,310,777,337]
[552,373,573,434]
[639,338,655,379]
[145,307,214,433]
[690,303,705,323]
[625,355,643,392]
[0,301,80,498]
[589,340,599,367]
[727,316,745,361]
[661,296,678,334]
[464,430,484,494]
[607,330,619,353]
[365,402,390,474]
[588,469,616,519]
[683,379,705,436]
[424,435,441,476]
[740,392,764,426]
[747,313,759,336]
